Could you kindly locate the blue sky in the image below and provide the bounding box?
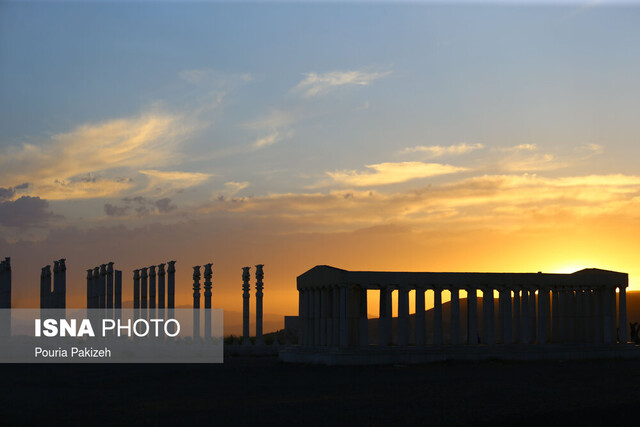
[1,1,640,311]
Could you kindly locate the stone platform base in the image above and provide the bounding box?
[278,343,640,365]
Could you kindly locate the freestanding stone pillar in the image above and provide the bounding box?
[358,287,368,347]
[255,264,264,346]
[114,269,122,309]
[192,265,201,339]
[140,267,148,317]
[149,265,157,312]
[106,262,114,310]
[41,266,52,308]
[86,269,93,308]
[203,263,213,339]
[242,267,251,345]
[52,260,60,308]
[133,269,140,310]
[99,264,107,309]
[92,267,100,309]
[157,263,166,309]
[51,259,66,309]
[167,261,176,310]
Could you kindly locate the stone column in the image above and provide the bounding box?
[242,267,251,345]
[167,261,176,310]
[610,287,617,342]
[114,270,122,309]
[320,287,328,346]
[53,260,60,309]
[192,265,201,339]
[92,266,100,309]
[41,266,51,309]
[332,285,340,346]
[312,288,321,347]
[619,286,628,343]
[552,289,560,343]
[603,287,614,344]
[433,287,443,346]
[157,263,166,310]
[140,267,148,318]
[203,263,213,339]
[255,264,265,345]
[584,289,592,343]
[298,289,305,345]
[529,290,537,343]
[483,288,495,345]
[379,287,392,346]
[415,287,426,346]
[99,264,107,310]
[339,285,349,347]
[133,269,140,310]
[594,288,603,343]
[359,286,368,347]
[521,289,530,344]
[450,288,460,345]
[326,288,334,346]
[86,268,93,309]
[106,262,114,311]
[467,288,478,345]
[537,288,550,344]
[502,290,512,344]
[58,259,66,309]
[513,290,520,343]
[203,263,213,309]
[149,265,157,312]
[568,291,576,342]
[397,286,410,346]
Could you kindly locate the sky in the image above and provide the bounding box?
[1,1,640,328]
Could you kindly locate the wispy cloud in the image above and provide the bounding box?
[0,111,198,200]
[327,162,467,187]
[294,68,392,98]
[139,170,212,195]
[246,109,294,150]
[401,143,484,158]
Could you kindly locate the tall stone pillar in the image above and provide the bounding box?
[552,289,560,343]
[58,259,66,309]
[398,286,410,346]
[192,266,201,339]
[594,288,603,343]
[610,287,617,342]
[378,287,392,346]
[86,269,93,309]
[167,261,176,310]
[157,263,166,309]
[114,270,122,309]
[255,264,264,346]
[502,290,513,344]
[203,263,212,339]
[53,260,60,309]
[140,267,148,319]
[513,290,520,343]
[133,269,140,310]
[149,265,157,311]
[603,287,614,344]
[415,288,426,346]
[619,286,628,343]
[99,264,107,310]
[537,289,550,344]
[339,285,349,348]
[332,286,340,346]
[498,289,506,344]
[450,288,460,345]
[584,289,592,343]
[529,290,537,343]
[41,266,51,309]
[242,267,251,345]
[467,288,478,345]
[483,288,495,345]
[320,288,328,346]
[521,290,530,344]
[312,288,321,347]
[298,289,305,345]
[568,291,576,342]
[359,286,368,347]
[92,266,100,309]
[106,262,114,311]
[433,288,443,346]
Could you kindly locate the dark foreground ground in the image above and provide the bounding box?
[2,356,640,426]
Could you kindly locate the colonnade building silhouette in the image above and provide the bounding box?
[285,265,631,364]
